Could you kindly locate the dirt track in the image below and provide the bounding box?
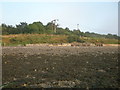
[2,46,119,88]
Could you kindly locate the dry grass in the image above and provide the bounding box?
[1,34,120,46]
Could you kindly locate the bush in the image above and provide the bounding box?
[9,38,17,42]
[67,35,84,43]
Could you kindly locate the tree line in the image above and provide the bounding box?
[0,21,120,40]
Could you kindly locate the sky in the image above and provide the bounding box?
[0,1,119,35]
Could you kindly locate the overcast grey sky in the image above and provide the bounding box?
[0,1,118,35]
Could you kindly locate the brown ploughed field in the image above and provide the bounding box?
[2,46,119,88]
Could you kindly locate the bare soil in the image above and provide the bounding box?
[2,46,119,88]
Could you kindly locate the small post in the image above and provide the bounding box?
[77,24,79,30]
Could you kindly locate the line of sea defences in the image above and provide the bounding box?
[25,42,120,47]
[26,43,71,47]
[103,44,120,46]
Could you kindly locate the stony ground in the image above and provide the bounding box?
[2,46,119,88]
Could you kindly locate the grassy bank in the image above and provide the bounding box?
[1,34,67,46]
[81,37,120,44]
[1,34,120,46]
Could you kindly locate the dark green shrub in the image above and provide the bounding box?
[9,38,17,42]
[67,35,84,43]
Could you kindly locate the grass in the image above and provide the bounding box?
[1,34,120,46]
[80,37,120,44]
[2,34,67,46]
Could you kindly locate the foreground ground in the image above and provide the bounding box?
[2,46,119,88]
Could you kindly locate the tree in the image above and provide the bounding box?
[2,24,9,35]
[26,21,45,34]
[16,22,28,34]
[33,22,45,34]
[65,27,70,31]
[7,25,17,34]
[2,24,16,35]
[27,24,38,34]
[73,29,81,36]
[45,22,54,34]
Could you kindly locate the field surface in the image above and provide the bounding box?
[2,46,119,88]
